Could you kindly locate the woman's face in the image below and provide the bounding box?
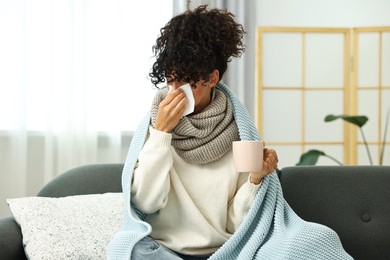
[167,70,219,115]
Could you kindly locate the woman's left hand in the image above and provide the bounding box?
[249,146,278,184]
[262,148,278,175]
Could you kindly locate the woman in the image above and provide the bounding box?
[108,5,351,260]
[129,5,278,260]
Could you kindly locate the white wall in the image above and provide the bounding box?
[256,0,390,27]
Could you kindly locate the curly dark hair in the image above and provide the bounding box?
[149,5,246,88]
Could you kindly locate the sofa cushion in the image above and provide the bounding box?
[7,192,123,260]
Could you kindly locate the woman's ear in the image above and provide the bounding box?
[209,69,219,88]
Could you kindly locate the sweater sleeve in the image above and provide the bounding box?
[226,174,261,233]
[131,127,173,214]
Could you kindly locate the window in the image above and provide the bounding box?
[0,0,173,132]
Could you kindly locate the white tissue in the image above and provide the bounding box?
[168,83,195,117]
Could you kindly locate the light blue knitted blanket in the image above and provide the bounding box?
[107,82,352,260]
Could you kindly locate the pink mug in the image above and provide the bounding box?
[232,140,263,173]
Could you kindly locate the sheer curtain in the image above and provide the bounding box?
[0,0,173,217]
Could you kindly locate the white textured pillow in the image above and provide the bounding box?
[7,193,123,260]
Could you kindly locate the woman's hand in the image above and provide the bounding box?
[250,145,278,184]
[262,147,278,175]
[155,89,187,133]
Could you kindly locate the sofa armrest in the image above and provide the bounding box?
[279,166,390,260]
[0,216,27,260]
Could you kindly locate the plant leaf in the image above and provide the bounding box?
[296,149,326,165]
[324,114,368,127]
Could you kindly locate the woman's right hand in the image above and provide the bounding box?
[155,89,187,133]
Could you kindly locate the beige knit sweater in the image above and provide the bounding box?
[131,127,261,256]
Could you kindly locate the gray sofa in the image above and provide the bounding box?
[1,164,389,259]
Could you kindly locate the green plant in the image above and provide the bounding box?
[297,109,389,166]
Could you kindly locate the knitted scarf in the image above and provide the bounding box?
[107,82,352,260]
[150,88,239,164]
